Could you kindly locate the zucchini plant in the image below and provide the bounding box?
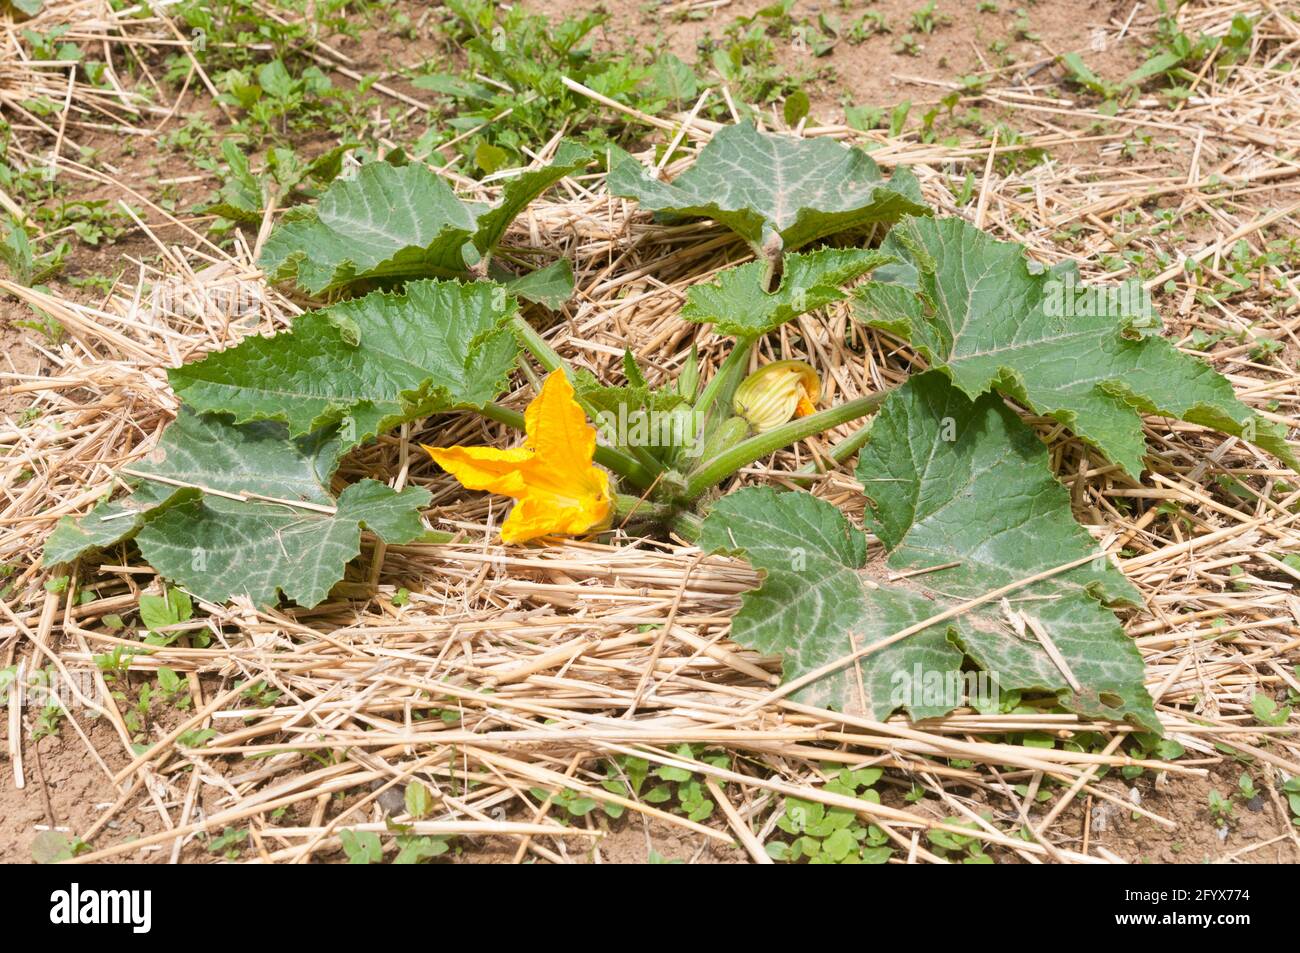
[47,124,1293,729]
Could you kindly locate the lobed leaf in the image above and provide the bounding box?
[608,122,928,257]
[470,140,593,257]
[200,141,354,225]
[681,247,892,337]
[702,372,1158,730]
[260,142,592,296]
[44,411,430,608]
[169,279,519,449]
[853,215,1295,476]
[259,161,477,295]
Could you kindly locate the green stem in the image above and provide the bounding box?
[479,402,658,489]
[610,495,703,544]
[511,314,565,374]
[670,510,704,542]
[692,337,754,422]
[789,415,879,481]
[683,393,887,500]
[611,493,675,522]
[478,401,526,430]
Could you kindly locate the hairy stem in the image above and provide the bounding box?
[610,495,704,543]
[788,411,882,483]
[510,313,565,374]
[683,393,888,500]
[692,337,754,422]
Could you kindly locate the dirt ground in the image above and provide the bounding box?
[538,0,1149,117]
[2,0,1298,864]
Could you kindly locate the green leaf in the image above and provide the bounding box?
[574,370,687,418]
[682,247,892,337]
[139,587,193,631]
[260,162,476,294]
[1251,692,1290,727]
[31,830,82,864]
[499,258,574,309]
[257,60,294,100]
[475,142,510,175]
[823,828,856,861]
[260,142,591,295]
[404,781,434,819]
[44,480,200,567]
[44,411,430,608]
[201,141,355,224]
[471,140,592,256]
[1122,51,1183,89]
[574,369,695,466]
[608,122,928,258]
[411,73,496,101]
[701,372,1158,729]
[1059,53,1116,98]
[178,727,216,749]
[765,841,791,861]
[393,835,449,864]
[169,279,519,448]
[783,90,810,127]
[157,666,182,694]
[340,830,384,864]
[853,216,1295,476]
[200,140,263,224]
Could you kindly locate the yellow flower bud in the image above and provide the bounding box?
[732,360,821,433]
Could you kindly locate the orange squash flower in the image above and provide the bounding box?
[423,371,611,544]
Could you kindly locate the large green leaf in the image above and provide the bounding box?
[470,140,592,255]
[681,248,892,337]
[259,162,477,295]
[702,372,1157,730]
[853,215,1295,476]
[608,123,928,258]
[260,142,592,296]
[44,411,430,608]
[169,279,519,449]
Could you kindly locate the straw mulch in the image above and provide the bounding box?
[1,0,1298,863]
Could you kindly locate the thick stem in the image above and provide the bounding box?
[670,510,704,542]
[789,415,879,482]
[477,401,526,430]
[692,337,754,422]
[611,493,676,523]
[511,313,565,374]
[611,495,702,542]
[683,393,888,500]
